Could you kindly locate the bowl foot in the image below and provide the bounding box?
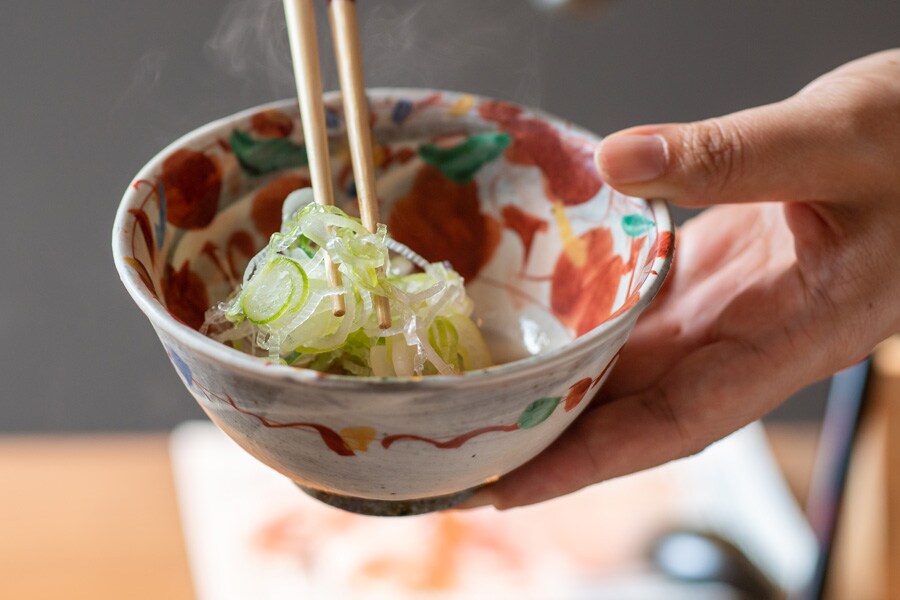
[297,484,478,517]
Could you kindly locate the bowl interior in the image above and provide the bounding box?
[121,90,663,367]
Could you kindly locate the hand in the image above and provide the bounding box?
[468,49,900,509]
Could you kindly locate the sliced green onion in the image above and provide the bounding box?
[241,257,308,324]
[205,187,493,376]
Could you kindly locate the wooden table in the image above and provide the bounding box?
[0,426,820,600]
[0,435,194,600]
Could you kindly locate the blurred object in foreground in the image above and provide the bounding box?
[171,421,816,600]
[651,530,780,598]
[824,335,900,600]
[804,358,871,600]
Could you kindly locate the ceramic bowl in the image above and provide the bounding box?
[113,89,674,515]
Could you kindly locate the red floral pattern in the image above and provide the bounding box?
[227,231,258,281]
[162,262,209,330]
[501,205,549,263]
[161,149,222,230]
[127,208,156,264]
[563,378,593,412]
[551,227,626,336]
[389,164,501,281]
[250,174,311,237]
[479,101,602,206]
[250,109,294,138]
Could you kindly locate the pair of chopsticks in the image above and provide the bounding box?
[283,0,391,329]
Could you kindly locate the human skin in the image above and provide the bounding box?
[464,49,900,509]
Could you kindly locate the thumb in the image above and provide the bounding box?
[595,96,850,206]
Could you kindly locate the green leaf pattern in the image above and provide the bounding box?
[622,214,655,237]
[518,397,561,429]
[230,129,309,176]
[419,132,512,184]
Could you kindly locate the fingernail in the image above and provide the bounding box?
[597,134,668,183]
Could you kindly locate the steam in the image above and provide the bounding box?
[205,0,548,108]
[529,0,615,16]
[361,1,547,106]
[111,49,167,117]
[205,0,295,96]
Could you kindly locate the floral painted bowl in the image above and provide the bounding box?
[112,89,674,515]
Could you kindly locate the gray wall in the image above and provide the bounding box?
[2,0,896,432]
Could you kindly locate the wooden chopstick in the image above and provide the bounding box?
[328,0,392,330]
[283,0,345,317]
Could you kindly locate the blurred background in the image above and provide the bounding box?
[4,0,900,432]
[2,1,900,599]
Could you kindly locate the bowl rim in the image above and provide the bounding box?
[112,88,674,390]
